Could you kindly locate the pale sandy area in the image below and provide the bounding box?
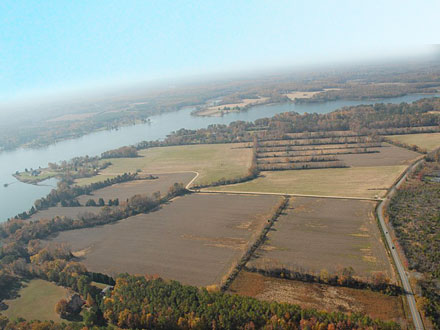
[197,97,269,116]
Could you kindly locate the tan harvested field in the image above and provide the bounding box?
[229,271,406,324]
[258,147,374,158]
[30,174,194,222]
[210,165,407,198]
[284,130,358,139]
[45,194,280,286]
[77,143,252,187]
[258,137,370,147]
[386,132,440,151]
[78,173,195,205]
[257,143,380,152]
[337,143,420,166]
[29,206,103,222]
[247,198,393,279]
[240,143,418,197]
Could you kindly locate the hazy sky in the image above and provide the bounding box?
[1,1,439,103]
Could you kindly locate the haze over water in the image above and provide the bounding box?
[0,93,436,222]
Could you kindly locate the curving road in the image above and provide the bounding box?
[377,158,425,330]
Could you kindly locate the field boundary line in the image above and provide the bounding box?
[106,170,381,201]
[196,189,381,202]
[220,197,289,292]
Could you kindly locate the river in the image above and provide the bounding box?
[0,93,437,222]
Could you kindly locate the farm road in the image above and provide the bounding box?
[377,158,425,330]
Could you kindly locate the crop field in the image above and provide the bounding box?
[386,132,440,151]
[336,143,420,166]
[212,140,418,198]
[29,206,103,222]
[247,197,393,279]
[254,132,419,171]
[75,174,119,186]
[45,193,281,286]
[229,271,406,324]
[77,173,195,204]
[2,279,70,322]
[77,143,252,187]
[210,165,406,198]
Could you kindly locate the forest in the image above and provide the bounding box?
[387,154,440,327]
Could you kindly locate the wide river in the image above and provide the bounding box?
[0,94,437,222]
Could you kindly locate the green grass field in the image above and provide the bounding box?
[386,133,440,151]
[76,143,252,186]
[75,174,118,186]
[209,165,407,198]
[2,279,70,322]
[91,281,108,290]
[14,170,58,183]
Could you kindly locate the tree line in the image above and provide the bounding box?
[101,146,139,159]
[133,97,440,149]
[245,266,402,296]
[1,182,187,245]
[12,172,140,220]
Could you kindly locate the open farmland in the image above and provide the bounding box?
[1,279,70,322]
[28,174,194,222]
[75,174,120,186]
[336,143,420,166]
[77,143,252,187]
[247,197,393,279]
[229,271,406,324]
[28,206,104,222]
[254,133,418,171]
[78,173,195,204]
[386,132,440,151]
[212,141,418,198]
[45,193,281,286]
[210,165,406,198]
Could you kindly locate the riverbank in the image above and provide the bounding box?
[1,93,439,222]
[13,169,59,185]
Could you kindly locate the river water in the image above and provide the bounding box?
[0,94,436,222]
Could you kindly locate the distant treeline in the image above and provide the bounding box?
[134,97,440,150]
[295,85,427,103]
[101,146,138,159]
